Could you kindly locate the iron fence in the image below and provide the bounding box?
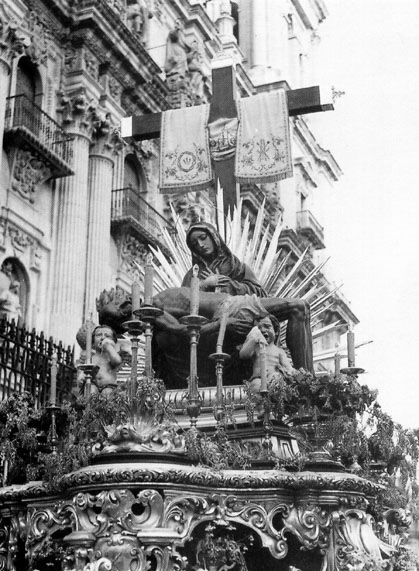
[0,318,76,406]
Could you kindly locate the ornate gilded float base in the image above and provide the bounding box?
[0,460,396,571]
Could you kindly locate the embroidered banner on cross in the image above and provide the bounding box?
[235,90,293,184]
[159,104,213,193]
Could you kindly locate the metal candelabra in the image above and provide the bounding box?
[122,318,144,402]
[180,314,208,429]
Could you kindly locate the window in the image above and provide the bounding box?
[16,57,42,104]
[124,155,142,193]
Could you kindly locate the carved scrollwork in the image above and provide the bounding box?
[280,503,331,551]
[9,148,51,203]
[0,521,8,571]
[26,506,70,558]
[330,508,391,571]
[165,496,211,536]
[165,494,288,560]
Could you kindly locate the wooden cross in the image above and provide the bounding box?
[121,61,333,212]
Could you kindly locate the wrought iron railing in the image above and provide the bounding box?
[111,187,176,238]
[5,94,73,166]
[296,210,325,244]
[0,318,76,406]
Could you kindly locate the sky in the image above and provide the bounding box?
[310,1,419,428]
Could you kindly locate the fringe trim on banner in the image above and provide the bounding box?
[236,171,292,185]
[159,180,214,194]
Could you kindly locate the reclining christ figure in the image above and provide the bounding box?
[100,222,314,386]
[152,222,314,376]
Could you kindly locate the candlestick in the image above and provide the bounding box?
[144,254,154,306]
[132,279,141,315]
[85,313,93,364]
[215,301,229,353]
[259,340,267,393]
[347,326,355,367]
[50,352,58,406]
[190,265,199,315]
[334,343,341,375]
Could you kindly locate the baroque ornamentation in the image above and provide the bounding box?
[9,148,51,203]
[30,244,42,272]
[0,11,28,64]
[25,9,51,64]
[120,232,148,277]
[108,75,122,101]
[60,88,95,137]
[8,225,33,254]
[83,48,100,81]
[90,107,123,158]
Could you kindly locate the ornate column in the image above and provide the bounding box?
[84,108,122,314]
[49,90,93,343]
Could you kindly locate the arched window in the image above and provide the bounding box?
[124,155,142,192]
[15,57,42,105]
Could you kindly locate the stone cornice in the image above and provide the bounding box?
[293,117,342,182]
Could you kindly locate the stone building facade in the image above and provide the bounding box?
[0,0,356,372]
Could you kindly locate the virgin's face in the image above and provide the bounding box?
[189,230,216,258]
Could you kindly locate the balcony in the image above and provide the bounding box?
[296,210,325,250]
[4,94,73,178]
[111,187,176,257]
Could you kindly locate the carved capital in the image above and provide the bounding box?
[90,108,123,158]
[59,89,95,138]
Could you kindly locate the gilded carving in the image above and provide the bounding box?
[280,503,330,551]
[0,522,8,571]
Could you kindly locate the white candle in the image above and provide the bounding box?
[132,279,141,314]
[190,265,199,315]
[259,341,267,392]
[144,254,154,306]
[50,352,58,406]
[216,310,228,353]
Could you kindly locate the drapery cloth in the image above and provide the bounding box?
[235,90,293,184]
[159,103,213,193]
[159,91,292,193]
